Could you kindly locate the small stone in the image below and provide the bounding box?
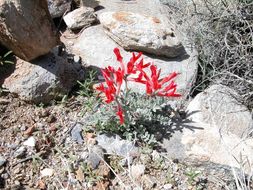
[20,126,26,131]
[41,168,54,177]
[14,147,27,158]
[0,156,6,167]
[70,123,84,144]
[13,167,21,174]
[2,173,8,179]
[14,180,20,186]
[151,150,160,161]
[87,146,104,169]
[63,7,97,30]
[0,167,5,174]
[23,137,36,147]
[131,164,145,180]
[74,55,81,63]
[164,183,173,190]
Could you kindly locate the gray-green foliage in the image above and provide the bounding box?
[85,92,174,146]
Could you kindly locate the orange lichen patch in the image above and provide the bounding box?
[112,12,132,24]
[152,17,161,24]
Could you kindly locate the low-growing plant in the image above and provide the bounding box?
[85,48,180,146]
[0,51,13,65]
[77,69,97,98]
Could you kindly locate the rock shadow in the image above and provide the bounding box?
[140,46,190,62]
[0,44,16,88]
[144,109,203,145]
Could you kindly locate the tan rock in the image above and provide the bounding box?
[99,11,184,58]
[0,0,60,61]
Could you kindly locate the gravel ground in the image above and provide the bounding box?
[0,92,244,190]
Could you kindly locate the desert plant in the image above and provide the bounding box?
[0,51,13,65]
[85,48,180,146]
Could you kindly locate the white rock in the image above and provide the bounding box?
[73,25,198,97]
[41,168,54,177]
[164,183,173,190]
[187,85,252,138]
[63,7,97,30]
[73,55,81,63]
[131,164,145,179]
[99,11,184,58]
[23,137,36,147]
[163,85,253,174]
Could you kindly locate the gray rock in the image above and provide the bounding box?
[99,11,184,58]
[162,85,253,174]
[96,134,138,157]
[87,145,104,169]
[48,0,72,18]
[63,7,97,30]
[73,25,197,97]
[3,54,84,103]
[14,147,27,158]
[0,0,60,61]
[80,0,99,8]
[70,123,84,144]
[0,156,6,167]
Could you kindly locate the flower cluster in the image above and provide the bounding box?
[96,48,180,124]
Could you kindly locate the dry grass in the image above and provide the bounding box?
[162,0,253,110]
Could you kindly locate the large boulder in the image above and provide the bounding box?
[63,7,97,30]
[162,85,253,173]
[72,25,197,97]
[2,54,84,103]
[47,0,72,18]
[0,0,60,61]
[99,11,184,58]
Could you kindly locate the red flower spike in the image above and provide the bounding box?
[160,72,178,86]
[116,106,124,124]
[113,48,123,62]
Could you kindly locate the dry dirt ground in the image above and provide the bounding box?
[0,91,247,190]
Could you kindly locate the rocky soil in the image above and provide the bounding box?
[0,0,252,190]
[0,93,246,190]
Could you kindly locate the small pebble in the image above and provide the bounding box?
[164,183,173,190]
[20,126,26,131]
[23,137,36,147]
[41,168,54,177]
[131,164,145,180]
[74,55,81,63]
[14,147,27,158]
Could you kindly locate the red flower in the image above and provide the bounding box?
[113,48,123,62]
[97,47,180,124]
[116,105,124,124]
[114,48,125,74]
